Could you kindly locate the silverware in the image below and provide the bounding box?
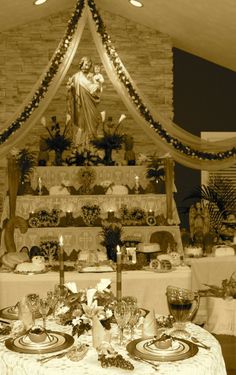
[37,350,69,363]
[128,354,159,371]
[189,336,211,350]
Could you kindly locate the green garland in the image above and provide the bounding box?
[0,0,85,145]
[88,0,236,162]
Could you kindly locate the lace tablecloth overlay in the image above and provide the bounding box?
[0,322,226,375]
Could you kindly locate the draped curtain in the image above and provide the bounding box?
[0,0,235,171]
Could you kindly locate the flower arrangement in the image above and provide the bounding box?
[91,114,126,165]
[81,204,101,226]
[66,147,103,166]
[42,116,72,165]
[55,279,115,337]
[120,206,146,226]
[28,209,60,228]
[100,222,123,262]
[77,166,96,194]
[199,272,236,299]
[39,240,60,261]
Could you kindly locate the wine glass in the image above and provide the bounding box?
[114,300,131,346]
[166,285,200,338]
[39,297,50,329]
[26,293,40,324]
[128,305,141,340]
[46,290,59,320]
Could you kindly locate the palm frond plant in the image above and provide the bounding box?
[44,116,72,165]
[145,155,165,193]
[184,176,236,232]
[100,222,123,262]
[16,148,37,184]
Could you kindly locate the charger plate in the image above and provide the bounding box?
[5,330,74,354]
[0,306,41,320]
[126,337,198,362]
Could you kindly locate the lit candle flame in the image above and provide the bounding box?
[59,235,63,246]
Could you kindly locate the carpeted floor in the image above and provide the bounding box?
[214,334,236,375]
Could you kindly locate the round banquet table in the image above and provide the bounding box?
[0,321,227,375]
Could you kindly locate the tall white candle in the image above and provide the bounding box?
[116,245,122,302]
[59,235,64,291]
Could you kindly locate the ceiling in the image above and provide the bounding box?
[0,0,236,72]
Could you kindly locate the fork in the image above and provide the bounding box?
[37,350,69,363]
[128,354,159,371]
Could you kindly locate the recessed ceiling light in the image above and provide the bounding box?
[34,0,47,5]
[129,0,143,7]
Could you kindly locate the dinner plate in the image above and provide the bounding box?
[14,269,48,275]
[126,337,198,362]
[0,306,41,320]
[5,330,74,354]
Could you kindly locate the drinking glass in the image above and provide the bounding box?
[128,305,141,340]
[114,300,131,345]
[166,285,200,337]
[39,297,50,329]
[46,290,59,320]
[26,293,40,324]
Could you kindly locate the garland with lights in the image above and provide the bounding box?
[87,0,236,162]
[0,0,85,146]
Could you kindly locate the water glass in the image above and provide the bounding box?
[114,300,131,345]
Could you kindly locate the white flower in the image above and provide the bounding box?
[118,114,126,124]
[66,113,71,124]
[96,279,111,292]
[72,317,82,326]
[105,308,113,319]
[100,111,106,123]
[40,116,47,127]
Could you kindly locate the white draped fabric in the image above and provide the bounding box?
[0,0,235,170]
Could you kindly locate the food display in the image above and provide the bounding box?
[184,246,203,258]
[15,256,46,274]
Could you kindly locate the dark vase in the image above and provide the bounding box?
[106,246,117,262]
[54,150,63,166]
[103,148,115,166]
[18,180,33,195]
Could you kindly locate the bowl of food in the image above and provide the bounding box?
[28,325,47,343]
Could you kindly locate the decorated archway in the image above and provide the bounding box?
[0,0,235,170]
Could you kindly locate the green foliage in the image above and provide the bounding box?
[146,157,165,182]
[184,176,236,231]
[100,222,123,248]
[16,148,37,183]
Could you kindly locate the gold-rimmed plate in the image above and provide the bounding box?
[0,306,41,320]
[5,330,74,354]
[126,337,198,362]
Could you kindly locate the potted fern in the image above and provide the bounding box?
[44,116,72,165]
[16,148,37,195]
[100,222,123,262]
[146,156,165,193]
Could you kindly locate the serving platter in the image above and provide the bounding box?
[14,269,48,275]
[5,330,74,354]
[126,337,198,362]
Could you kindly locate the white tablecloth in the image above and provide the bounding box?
[0,267,191,315]
[0,322,226,375]
[189,256,236,325]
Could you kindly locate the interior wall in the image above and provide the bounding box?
[0,8,173,158]
[173,47,236,229]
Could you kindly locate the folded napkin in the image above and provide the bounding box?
[142,309,158,338]
[18,297,33,330]
[92,316,110,349]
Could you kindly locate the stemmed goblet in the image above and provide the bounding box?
[114,300,131,346]
[39,297,50,329]
[46,290,59,320]
[128,305,141,340]
[26,293,40,325]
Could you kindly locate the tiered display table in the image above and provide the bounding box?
[1,166,183,256]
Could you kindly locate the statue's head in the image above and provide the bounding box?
[79,56,92,73]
